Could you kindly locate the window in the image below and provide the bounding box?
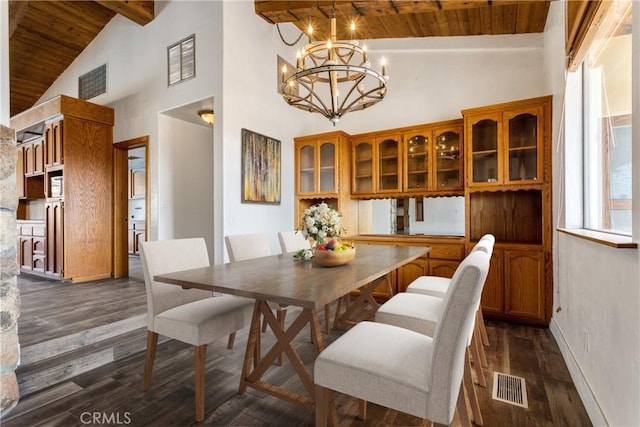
[168,35,195,86]
[583,0,632,235]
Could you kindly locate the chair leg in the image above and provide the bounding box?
[194,344,207,422]
[470,331,487,387]
[359,400,367,420]
[315,384,329,427]
[474,323,488,368]
[142,330,158,391]
[464,348,483,426]
[456,382,472,427]
[477,309,490,346]
[227,332,236,349]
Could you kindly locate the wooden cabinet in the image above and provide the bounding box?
[464,97,547,189]
[45,119,63,167]
[294,131,359,235]
[463,96,552,325]
[351,132,402,197]
[17,221,46,273]
[45,201,63,277]
[13,95,114,283]
[404,121,464,195]
[24,138,45,176]
[128,221,145,255]
[397,255,428,293]
[352,119,463,198]
[479,246,546,323]
[129,169,146,199]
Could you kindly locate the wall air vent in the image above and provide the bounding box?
[79,64,107,100]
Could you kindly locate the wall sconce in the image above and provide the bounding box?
[198,109,214,125]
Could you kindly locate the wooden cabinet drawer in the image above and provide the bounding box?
[20,225,33,236]
[429,244,465,260]
[32,237,46,254]
[33,255,46,272]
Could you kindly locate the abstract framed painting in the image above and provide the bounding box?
[241,128,281,204]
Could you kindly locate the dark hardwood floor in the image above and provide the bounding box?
[5,260,591,426]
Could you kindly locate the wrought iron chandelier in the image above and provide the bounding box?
[278,2,388,125]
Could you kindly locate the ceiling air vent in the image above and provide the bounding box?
[79,64,107,101]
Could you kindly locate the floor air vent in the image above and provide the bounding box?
[492,372,529,408]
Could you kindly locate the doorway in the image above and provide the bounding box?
[113,136,149,278]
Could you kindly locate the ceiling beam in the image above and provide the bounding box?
[94,0,154,26]
[255,0,550,24]
[8,0,30,38]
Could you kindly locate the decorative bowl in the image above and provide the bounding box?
[314,247,356,267]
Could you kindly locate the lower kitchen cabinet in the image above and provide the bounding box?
[128,221,145,255]
[480,245,546,324]
[45,201,63,277]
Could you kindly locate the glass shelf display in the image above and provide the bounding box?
[471,119,498,183]
[406,134,429,190]
[435,130,461,189]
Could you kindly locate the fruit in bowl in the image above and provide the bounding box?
[314,240,356,267]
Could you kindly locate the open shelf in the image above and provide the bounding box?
[468,190,542,244]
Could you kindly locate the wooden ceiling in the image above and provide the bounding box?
[255,0,552,42]
[8,1,154,117]
[9,1,552,117]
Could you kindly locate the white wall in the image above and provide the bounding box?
[157,115,214,258]
[295,33,546,136]
[545,2,640,426]
[219,1,310,258]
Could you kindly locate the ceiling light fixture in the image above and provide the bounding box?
[278,1,388,125]
[198,109,214,125]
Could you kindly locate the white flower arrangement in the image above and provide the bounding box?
[294,202,346,260]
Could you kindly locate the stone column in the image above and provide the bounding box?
[0,124,20,417]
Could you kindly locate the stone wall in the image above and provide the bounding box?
[0,124,20,417]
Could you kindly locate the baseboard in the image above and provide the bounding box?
[549,318,608,427]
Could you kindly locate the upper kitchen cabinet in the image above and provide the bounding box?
[353,120,463,199]
[351,131,402,198]
[12,95,115,283]
[294,131,359,235]
[404,120,464,195]
[463,96,551,189]
[295,131,350,197]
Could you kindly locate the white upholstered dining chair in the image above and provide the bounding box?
[314,250,490,426]
[406,234,495,387]
[277,230,310,254]
[374,249,491,425]
[139,238,254,422]
[225,233,288,364]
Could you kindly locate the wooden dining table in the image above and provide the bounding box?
[153,244,430,411]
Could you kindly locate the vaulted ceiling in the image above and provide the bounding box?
[8,0,154,116]
[8,1,551,117]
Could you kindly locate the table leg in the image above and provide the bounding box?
[334,276,388,327]
[239,299,324,408]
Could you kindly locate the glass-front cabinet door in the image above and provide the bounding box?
[318,141,337,193]
[467,113,501,187]
[377,136,402,193]
[297,142,315,194]
[352,139,374,195]
[404,131,429,192]
[504,106,543,185]
[433,126,463,190]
